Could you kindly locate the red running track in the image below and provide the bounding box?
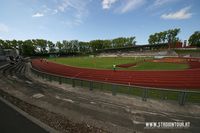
[31,59,200,90]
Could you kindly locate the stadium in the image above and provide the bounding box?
[1,39,200,132]
[0,1,200,133]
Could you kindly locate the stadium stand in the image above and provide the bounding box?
[98,50,178,57]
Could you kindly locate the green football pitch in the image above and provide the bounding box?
[48,57,189,70]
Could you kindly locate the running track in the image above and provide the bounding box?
[31,58,200,90]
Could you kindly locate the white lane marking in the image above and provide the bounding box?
[12,76,17,79]
[32,93,44,99]
[171,118,184,121]
[130,110,168,117]
[55,95,60,99]
[63,98,74,103]
[55,95,74,103]
[90,101,96,104]
[26,81,32,84]
[78,97,88,100]
[132,119,144,124]
[125,108,131,113]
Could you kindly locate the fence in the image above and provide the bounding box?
[31,67,200,105]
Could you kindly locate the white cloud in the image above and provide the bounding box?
[30,0,91,26]
[52,9,58,14]
[42,5,51,13]
[0,23,9,33]
[56,0,91,26]
[58,0,71,12]
[153,0,177,7]
[102,0,145,13]
[102,0,118,9]
[147,0,178,10]
[32,12,44,17]
[31,5,51,18]
[120,0,145,13]
[161,6,192,20]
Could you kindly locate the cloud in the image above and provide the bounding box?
[30,0,91,26]
[32,12,44,17]
[161,6,192,20]
[31,5,51,18]
[153,0,177,7]
[147,0,179,10]
[0,23,9,33]
[119,0,145,13]
[56,0,91,26]
[58,0,71,12]
[102,0,145,13]
[102,0,118,9]
[52,9,58,15]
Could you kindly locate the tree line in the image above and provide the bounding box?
[0,29,199,56]
[0,37,136,56]
[148,29,200,47]
[148,28,180,45]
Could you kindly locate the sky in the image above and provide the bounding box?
[0,0,199,44]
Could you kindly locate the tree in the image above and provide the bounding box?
[166,28,180,43]
[148,35,158,45]
[112,37,127,48]
[148,28,180,45]
[0,39,4,47]
[22,40,35,56]
[47,40,55,53]
[188,31,200,47]
[160,31,167,43]
[3,40,12,49]
[79,41,90,53]
[17,40,23,55]
[56,41,63,53]
[70,40,79,52]
[103,40,112,48]
[35,39,47,53]
[126,37,136,46]
[63,40,70,53]
[89,40,103,52]
[10,39,18,48]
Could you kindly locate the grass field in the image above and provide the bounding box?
[48,57,189,70]
[133,62,188,70]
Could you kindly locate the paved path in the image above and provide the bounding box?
[0,99,47,133]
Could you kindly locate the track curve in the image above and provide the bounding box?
[31,58,200,89]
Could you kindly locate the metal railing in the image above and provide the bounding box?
[31,67,200,105]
